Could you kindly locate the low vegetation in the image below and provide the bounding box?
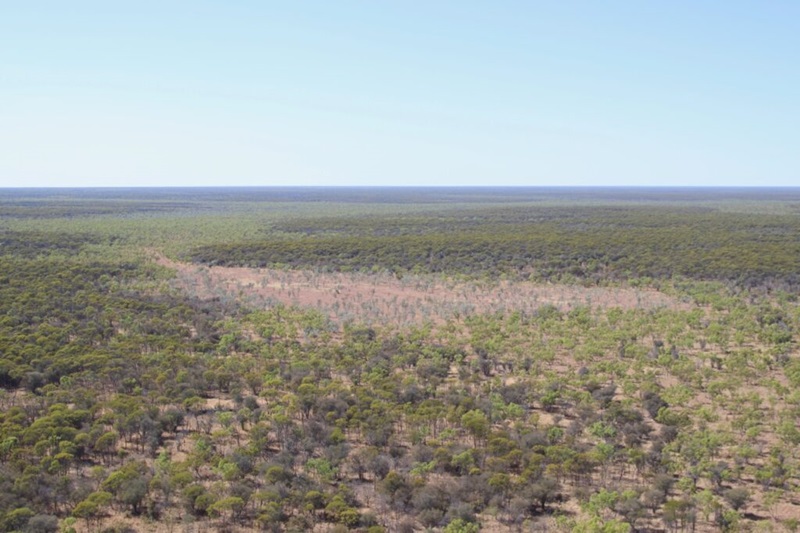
[0,188,798,532]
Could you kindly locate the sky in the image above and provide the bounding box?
[1,1,798,187]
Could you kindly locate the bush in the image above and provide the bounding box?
[24,514,59,533]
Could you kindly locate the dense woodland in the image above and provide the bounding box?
[0,188,799,533]
[188,207,800,288]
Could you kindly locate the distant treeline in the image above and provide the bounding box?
[5,186,800,205]
[0,231,101,257]
[188,206,800,288]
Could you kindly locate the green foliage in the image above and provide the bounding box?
[188,205,800,289]
[207,496,245,519]
[0,507,35,532]
[444,518,481,533]
[72,491,112,520]
[0,188,797,532]
[461,410,490,445]
[572,516,631,533]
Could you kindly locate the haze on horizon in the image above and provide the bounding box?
[1,2,798,188]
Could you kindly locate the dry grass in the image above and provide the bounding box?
[154,254,689,328]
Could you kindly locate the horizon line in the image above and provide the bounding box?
[3,184,800,190]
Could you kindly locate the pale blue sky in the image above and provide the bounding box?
[1,1,798,187]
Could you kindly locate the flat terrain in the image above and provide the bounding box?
[1,187,799,533]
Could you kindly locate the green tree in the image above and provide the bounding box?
[461,410,490,446]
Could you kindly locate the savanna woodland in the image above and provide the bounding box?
[1,187,800,533]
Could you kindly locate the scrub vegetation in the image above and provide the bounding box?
[0,187,799,533]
